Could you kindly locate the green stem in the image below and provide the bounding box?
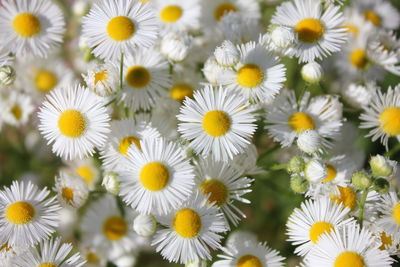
[270,164,288,171]
[297,83,309,106]
[384,143,400,158]
[119,52,124,91]
[358,189,369,228]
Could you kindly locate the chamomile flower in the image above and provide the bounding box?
[38,84,111,160]
[100,118,160,172]
[359,85,400,149]
[80,246,107,267]
[82,0,158,61]
[307,223,394,267]
[65,158,100,190]
[352,0,400,30]
[213,241,285,267]
[83,62,120,97]
[271,0,347,62]
[0,0,65,58]
[286,197,354,256]
[0,181,61,247]
[152,193,227,264]
[54,172,89,209]
[13,237,85,267]
[219,41,286,104]
[195,157,253,227]
[117,138,195,215]
[120,48,170,111]
[265,90,343,148]
[178,85,257,161]
[369,224,400,255]
[1,91,34,126]
[376,192,400,236]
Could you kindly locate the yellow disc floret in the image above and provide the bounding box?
[35,70,58,93]
[125,66,151,88]
[392,202,400,224]
[331,186,357,210]
[140,162,169,191]
[200,179,228,206]
[38,263,57,267]
[323,164,337,182]
[379,232,393,250]
[160,5,183,23]
[11,105,22,121]
[215,3,237,21]
[334,251,365,267]
[173,208,202,238]
[170,84,194,102]
[349,49,368,70]
[103,216,127,240]
[13,13,41,37]
[94,71,107,85]
[288,112,315,132]
[61,187,74,203]
[236,64,264,88]
[379,107,400,136]
[236,254,262,267]
[364,10,381,26]
[295,18,324,43]
[309,221,334,244]
[107,16,135,41]
[58,110,86,138]
[202,110,231,137]
[119,136,141,156]
[76,165,95,185]
[5,201,35,224]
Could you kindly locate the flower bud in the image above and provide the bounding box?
[185,260,207,267]
[373,178,390,194]
[351,171,371,190]
[161,32,192,62]
[133,213,157,237]
[101,172,119,195]
[370,155,395,178]
[287,156,305,174]
[0,65,16,86]
[301,62,323,84]
[304,159,327,183]
[297,130,321,154]
[203,56,225,84]
[72,0,90,17]
[290,175,309,193]
[214,40,240,67]
[270,26,294,48]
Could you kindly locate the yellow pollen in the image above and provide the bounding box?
[103,216,127,240]
[160,5,183,23]
[236,64,264,88]
[379,232,393,250]
[309,221,334,244]
[5,201,35,224]
[140,162,169,191]
[107,16,135,41]
[379,107,400,136]
[119,136,141,156]
[215,3,238,21]
[295,18,324,43]
[61,187,74,203]
[170,83,194,102]
[35,70,58,93]
[58,110,86,138]
[323,164,337,182]
[236,254,262,267]
[0,243,11,252]
[173,208,202,238]
[288,112,315,132]
[334,251,365,267]
[12,13,41,37]
[364,10,381,26]
[202,110,231,137]
[392,202,400,224]
[331,186,357,210]
[87,252,100,264]
[349,49,369,69]
[38,263,57,267]
[343,24,359,36]
[76,165,95,185]
[11,104,22,120]
[200,179,228,206]
[94,71,107,85]
[125,66,151,88]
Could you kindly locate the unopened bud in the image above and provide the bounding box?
[373,178,390,194]
[102,172,119,195]
[370,155,395,178]
[0,65,16,86]
[290,175,309,193]
[287,156,305,174]
[301,62,323,84]
[351,171,371,190]
[133,214,157,237]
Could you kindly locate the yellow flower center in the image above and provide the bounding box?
[343,24,359,36]
[5,201,35,224]
[0,243,11,252]
[35,70,58,93]
[392,202,400,224]
[140,162,169,191]
[309,221,334,244]
[119,136,141,156]
[295,18,324,43]
[38,263,57,267]
[236,254,262,267]
[331,186,357,210]
[379,232,393,250]
[87,252,100,264]
[323,164,337,182]
[170,83,194,102]
[349,49,368,69]
[76,165,95,185]
[125,66,151,88]
[288,112,315,132]
[11,104,22,120]
[58,110,86,138]
[61,187,74,203]
[364,10,381,26]
[103,216,127,240]
[215,3,238,21]
[12,13,41,37]
[236,64,264,88]
[379,107,400,136]
[94,71,107,85]
[202,110,231,137]
[107,16,135,41]
[160,5,183,23]
[334,251,365,267]
[200,179,228,206]
[173,208,202,238]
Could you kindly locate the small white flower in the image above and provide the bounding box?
[270,26,294,48]
[0,65,15,86]
[214,40,240,67]
[102,172,120,195]
[370,154,397,178]
[54,172,89,209]
[304,159,327,183]
[161,32,193,62]
[133,213,157,237]
[301,62,323,84]
[297,130,321,154]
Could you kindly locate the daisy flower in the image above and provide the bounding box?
[54,172,89,209]
[177,85,257,161]
[154,0,201,32]
[265,90,343,148]
[80,246,107,267]
[152,193,227,264]
[13,237,85,267]
[120,48,170,111]
[307,223,394,267]
[117,138,195,215]
[0,181,60,247]
[100,118,160,172]
[286,197,354,256]
[82,62,120,97]
[0,0,65,58]
[212,241,285,267]
[219,41,286,104]
[359,85,400,149]
[38,84,111,160]
[352,0,400,30]
[82,0,158,61]
[271,0,347,62]
[194,157,253,227]
[376,192,400,236]
[1,91,34,127]
[65,158,100,190]
[368,224,400,255]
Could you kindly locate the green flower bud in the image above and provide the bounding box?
[370,155,394,178]
[373,178,390,194]
[351,171,371,190]
[101,172,119,195]
[287,156,305,174]
[290,175,309,194]
[0,65,16,86]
